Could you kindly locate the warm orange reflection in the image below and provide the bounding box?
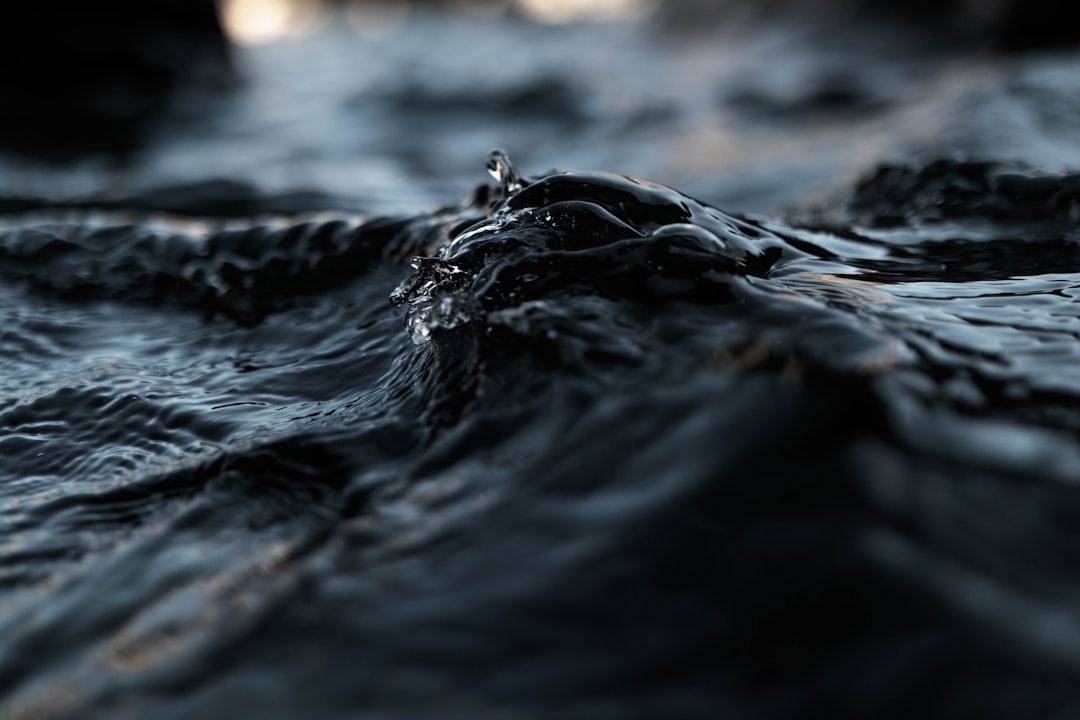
[515,0,658,23]
[219,0,325,45]
[219,0,659,42]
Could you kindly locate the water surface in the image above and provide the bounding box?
[4,7,1080,718]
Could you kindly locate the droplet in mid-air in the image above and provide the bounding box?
[486,149,525,199]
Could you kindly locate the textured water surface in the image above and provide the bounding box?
[5,8,1080,719]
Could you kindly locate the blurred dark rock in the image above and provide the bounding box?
[0,1,230,155]
[658,0,1078,51]
[996,0,1076,51]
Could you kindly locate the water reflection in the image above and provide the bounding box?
[515,0,659,22]
[220,0,657,42]
[220,0,327,44]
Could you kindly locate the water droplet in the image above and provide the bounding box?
[486,149,524,199]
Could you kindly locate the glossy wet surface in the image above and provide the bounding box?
[3,7,1080,719]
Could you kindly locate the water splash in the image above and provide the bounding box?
[391,152,794,347]
[485,149,526,202]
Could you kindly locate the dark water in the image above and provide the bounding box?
[4,7,1080,719]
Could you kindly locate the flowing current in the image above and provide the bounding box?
[4,9,1080,719]
[4,148,1080,718]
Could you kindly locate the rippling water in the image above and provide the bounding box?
[4,6,1080,718]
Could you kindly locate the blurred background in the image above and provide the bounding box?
[0,0,1077,216]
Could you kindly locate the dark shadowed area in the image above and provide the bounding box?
[3,1,1080,718]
